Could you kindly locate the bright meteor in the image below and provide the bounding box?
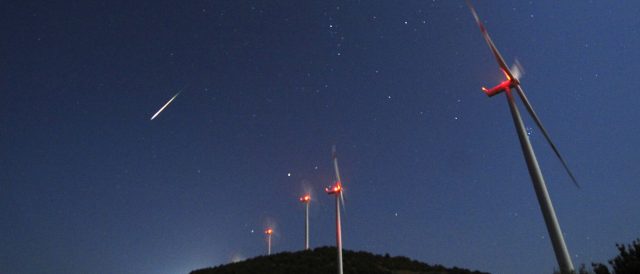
[150,90,181,121]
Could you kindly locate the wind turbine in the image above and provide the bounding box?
[299,193,311,250]
[465,1,578,273]
[325,145,345,274]
[265,228,273,255]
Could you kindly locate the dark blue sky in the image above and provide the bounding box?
[2,1,639,273]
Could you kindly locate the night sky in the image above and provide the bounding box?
[2,1,640,274]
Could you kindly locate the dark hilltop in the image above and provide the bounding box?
[190,246,488,274]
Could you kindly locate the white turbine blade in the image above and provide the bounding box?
[332,145,346,212]
[150,91,181,120]
[332,145,342,183]
[511,59,525,81]
[465,0,513,78]
[514,85,580,188]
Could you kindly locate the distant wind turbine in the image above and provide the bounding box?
[325,145,345,274]
[465,1,578,273]
[265,228,273,255]
[299,193,311,250]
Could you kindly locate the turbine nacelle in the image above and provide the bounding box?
[481,68,519,97]
[299,194,311,203]
[325,182,342,195]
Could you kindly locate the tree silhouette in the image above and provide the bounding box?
[554,238,640,274]
[591,238,640,274]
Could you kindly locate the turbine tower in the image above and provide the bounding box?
[465,1,578,273]
[299,194,311,250]
[326,145,345,274]
[265,228,273,255]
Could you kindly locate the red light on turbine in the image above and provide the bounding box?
[481,69,517,97]
[265,228,273,235]
[299,194,311,203]
[325,182,342,194]
[501,68,511,81]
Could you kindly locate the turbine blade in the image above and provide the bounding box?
[511,59,525,81]
[332,145,342,184]
[332,145,346,212]
[514,85,580,188]
[465,0,514,79]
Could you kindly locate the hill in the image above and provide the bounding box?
[190,246,488,274]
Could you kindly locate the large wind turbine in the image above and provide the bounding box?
[299,193,311,250]
[325,145,345,274]
[465,1,578,273]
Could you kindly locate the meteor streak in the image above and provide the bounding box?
[150,89,183,120]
